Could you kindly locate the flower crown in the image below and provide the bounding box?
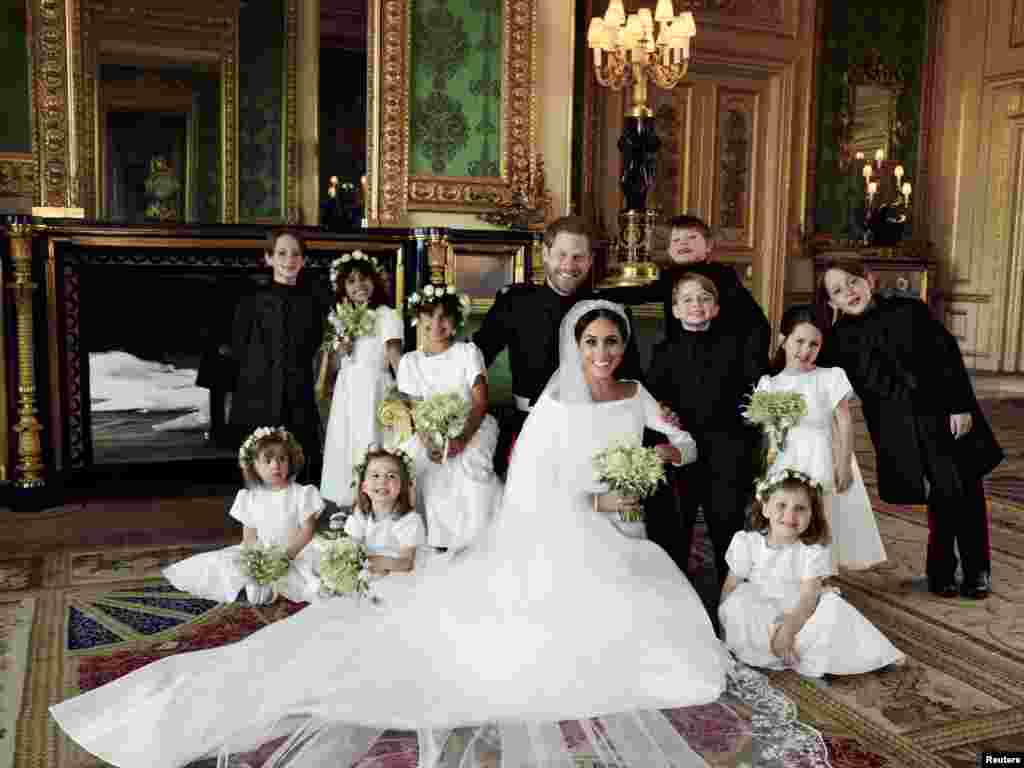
[755,468,822,503]
[406,284,472,329]
[238,426,296,465]
[351,444,416,490]
[330,250,383,291]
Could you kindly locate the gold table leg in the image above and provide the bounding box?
[6,222,45,488]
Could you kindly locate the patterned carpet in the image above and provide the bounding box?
[3,398,1023,767]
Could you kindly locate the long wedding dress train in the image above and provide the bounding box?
[52,324,730,768]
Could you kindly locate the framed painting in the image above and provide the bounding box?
[367,0,537,223]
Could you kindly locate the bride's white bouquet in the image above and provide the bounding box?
[236,543,291,587]
[593,440,667,522]
[741,390,808,455]
[318,536,373,599]
[323,302,375,352]
[412,392,471,457]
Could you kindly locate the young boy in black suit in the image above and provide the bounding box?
[646,272,764,596]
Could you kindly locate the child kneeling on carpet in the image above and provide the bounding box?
[719,469,904,678]
[343,445,425,575]
[163,427,324,605]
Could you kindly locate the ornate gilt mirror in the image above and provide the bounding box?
[837,49,907,169]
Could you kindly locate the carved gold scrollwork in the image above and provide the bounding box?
[33,0,71,207]
[373,0,536,219]
[0,156,36,201]
[6,224,46,487]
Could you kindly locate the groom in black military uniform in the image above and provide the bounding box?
[474,216,643,474]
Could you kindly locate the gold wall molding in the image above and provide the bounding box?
[31,0,72,208]
[370,0,537,223]
[947,293,993,303]
[285,0,298,224]
[0,154,36,202]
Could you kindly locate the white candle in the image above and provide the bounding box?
[875,148,884,165]
[863,164,873,179]
[855,151,864,161]
[902,182,912,201]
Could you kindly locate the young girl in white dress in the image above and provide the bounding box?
[719,469,904,677]
[753,304,886,569]
[163,427,324,605]
[320,251,404,507]
[397,285,501,550]
[343,445,425,574]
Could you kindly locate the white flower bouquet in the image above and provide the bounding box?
[323,301,375,352]
[318,536,372,598]
[412,391,471,458]
[236,543,291,587]
[593,439,667,522]
[741,390,808,455]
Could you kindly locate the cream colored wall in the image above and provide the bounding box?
[927,0,1024,371]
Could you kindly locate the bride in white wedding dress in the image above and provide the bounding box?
[50,300,731,768]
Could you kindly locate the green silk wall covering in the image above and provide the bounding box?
[409,0,503,177]
[0,0,32,153]
[238,0,285,220]
[811,0,928,238]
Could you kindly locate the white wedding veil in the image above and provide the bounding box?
[543,299,631,404]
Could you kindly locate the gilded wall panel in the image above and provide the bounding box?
[987,0,1024,75]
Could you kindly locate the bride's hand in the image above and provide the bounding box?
[418,432,444,463]
[595,491,641,518]
[335,336,354,357]
[654,444,681,465]
[833,458,853,493]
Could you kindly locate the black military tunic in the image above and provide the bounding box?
[473,282,644,473]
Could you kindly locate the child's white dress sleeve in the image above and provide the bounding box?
[344,511,368,541]
[392,513,426,549]
[637,384,697,465]
[396,353,421,398]
[800,543,836,580]
[724,531,755,581]
[755,374,773,393]
[826,367,854,411]
[228,490,255,528]
[460,342,488,391]
[291,484,325,527]
[379,308,404,344]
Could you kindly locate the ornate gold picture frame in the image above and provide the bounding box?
[28,0,298,223]
[367,0,537,224]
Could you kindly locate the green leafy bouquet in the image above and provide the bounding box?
[323,302,375,352]
[741,389,808,476]
[318,536,372,598]
[411,391,471,460]
[593,439,667,522]
[236,544,291,586]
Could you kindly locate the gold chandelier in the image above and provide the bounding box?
[587,0,696,118]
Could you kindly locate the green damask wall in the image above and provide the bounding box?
[0,0,32,153]
[812,0,929,237]
[409,0,503,177]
